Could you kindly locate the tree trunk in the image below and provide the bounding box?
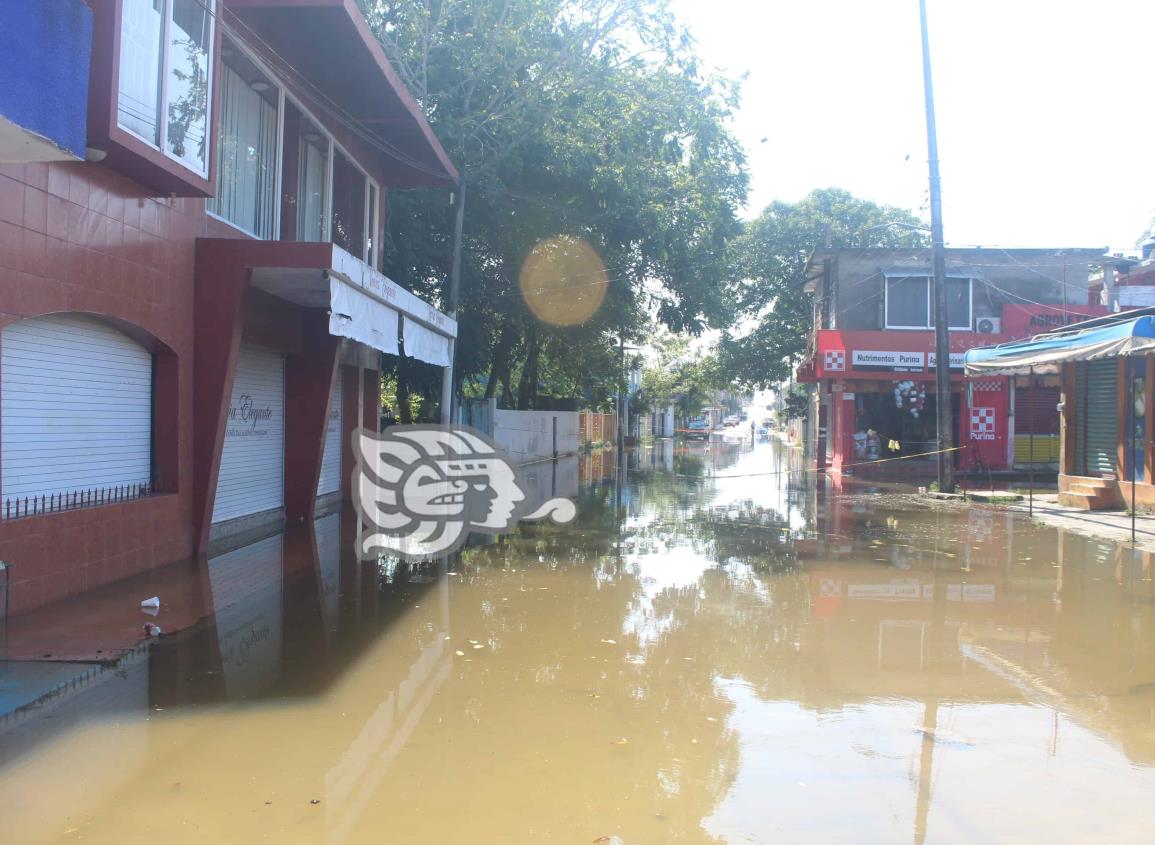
[486,317,517,401]
[516,327,541,410]
[396,365,413,424]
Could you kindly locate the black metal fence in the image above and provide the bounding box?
[2,481,154,521]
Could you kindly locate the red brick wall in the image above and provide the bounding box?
[0,159,242,614]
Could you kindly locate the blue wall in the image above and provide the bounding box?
[0,0,92,160]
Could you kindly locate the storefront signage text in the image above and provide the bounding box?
[851,350,925,372]
[226,395,274,437]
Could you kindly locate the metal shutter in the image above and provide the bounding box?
[1014,386,1061,435]
[2,314,152,500]
[316,374,343,495]
[1083,359,1118,475]
[213,345,285,523]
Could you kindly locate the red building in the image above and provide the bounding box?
[0,0,458,615]
[796,248,1106,477]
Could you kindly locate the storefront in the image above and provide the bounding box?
[809,330,1011,475]
[213,344,286,527]
[965,310,1155,511]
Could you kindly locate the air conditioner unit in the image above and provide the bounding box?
[976,317,1001,334]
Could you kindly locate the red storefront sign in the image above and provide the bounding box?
[814,330,1008,381]
[1000,304,1108,339]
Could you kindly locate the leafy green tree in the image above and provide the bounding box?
[638,333,726,418]
[361,0,747,410]
[721,188,926,389]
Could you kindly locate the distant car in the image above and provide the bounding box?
[723,415,739,427]
[684,419,711,440]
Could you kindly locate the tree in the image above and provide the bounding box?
[720,188,926,390]
[361,0,748,410]
[638,333,726,418]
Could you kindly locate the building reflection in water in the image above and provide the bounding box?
[3,442,1155,842]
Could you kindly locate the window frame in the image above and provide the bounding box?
[206,34,382,260]
[116,0,217,180]
[883,275,973,331]
[205,38,284,240]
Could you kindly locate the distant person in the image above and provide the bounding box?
[380,405,397,430]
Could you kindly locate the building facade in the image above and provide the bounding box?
[0,0,458,615]
[796,247,1106,477]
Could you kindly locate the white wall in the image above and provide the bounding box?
[493,409,580,465]
[1119,286,1155,307]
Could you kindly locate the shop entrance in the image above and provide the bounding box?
[851,386,956,465]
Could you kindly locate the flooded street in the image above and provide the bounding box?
[5,438,1155,843]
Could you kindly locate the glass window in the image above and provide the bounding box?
[165,0,213,172]
[367,183,379,268]
[929,277,973,330]
[946,278,971,329]
[332,150,367,258]
[118,0,164,144]
[885,276,929,328]
[297,130,328,242]
[117,0,215,176]
[208,50,279,238]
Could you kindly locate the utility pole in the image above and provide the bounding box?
[919,0,954,492]
[618,334,626,451]
[442,179,465,425]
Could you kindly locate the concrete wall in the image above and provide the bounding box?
[493,409,580,465]
[833,248,1096,331]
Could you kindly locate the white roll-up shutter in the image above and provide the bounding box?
[213,345,285,523]
[317,374,343,495]
[2,313,152,501]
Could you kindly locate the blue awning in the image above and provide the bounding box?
[964,315,1155,375]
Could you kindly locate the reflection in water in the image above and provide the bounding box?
[3,441,1155,842]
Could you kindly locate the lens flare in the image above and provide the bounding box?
[518,235,608,326]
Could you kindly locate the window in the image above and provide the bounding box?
[208,47,280,238]
[367,183,379,269]
[297,126,329,241]
[332,150,367,258]
[212,40,383,262]
[117,0,215,176]
[884,275,929,328]
[884,276,972,330]
[931,278,972,331]
[118,0,164,144]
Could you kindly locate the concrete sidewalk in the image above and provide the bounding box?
[1007,493,1155,553]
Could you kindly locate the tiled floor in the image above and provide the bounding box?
[0,554,212,662]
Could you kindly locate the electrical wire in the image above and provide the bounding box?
[173,0,455,182]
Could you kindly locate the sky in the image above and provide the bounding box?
[670,0,1155,253]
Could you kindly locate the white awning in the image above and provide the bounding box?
[329,277,400,357]
[403,316,452,367]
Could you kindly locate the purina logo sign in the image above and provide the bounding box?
[970,407,996,440]
[353,424,577,559]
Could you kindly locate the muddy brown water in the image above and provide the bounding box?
[4,437,1155,843]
